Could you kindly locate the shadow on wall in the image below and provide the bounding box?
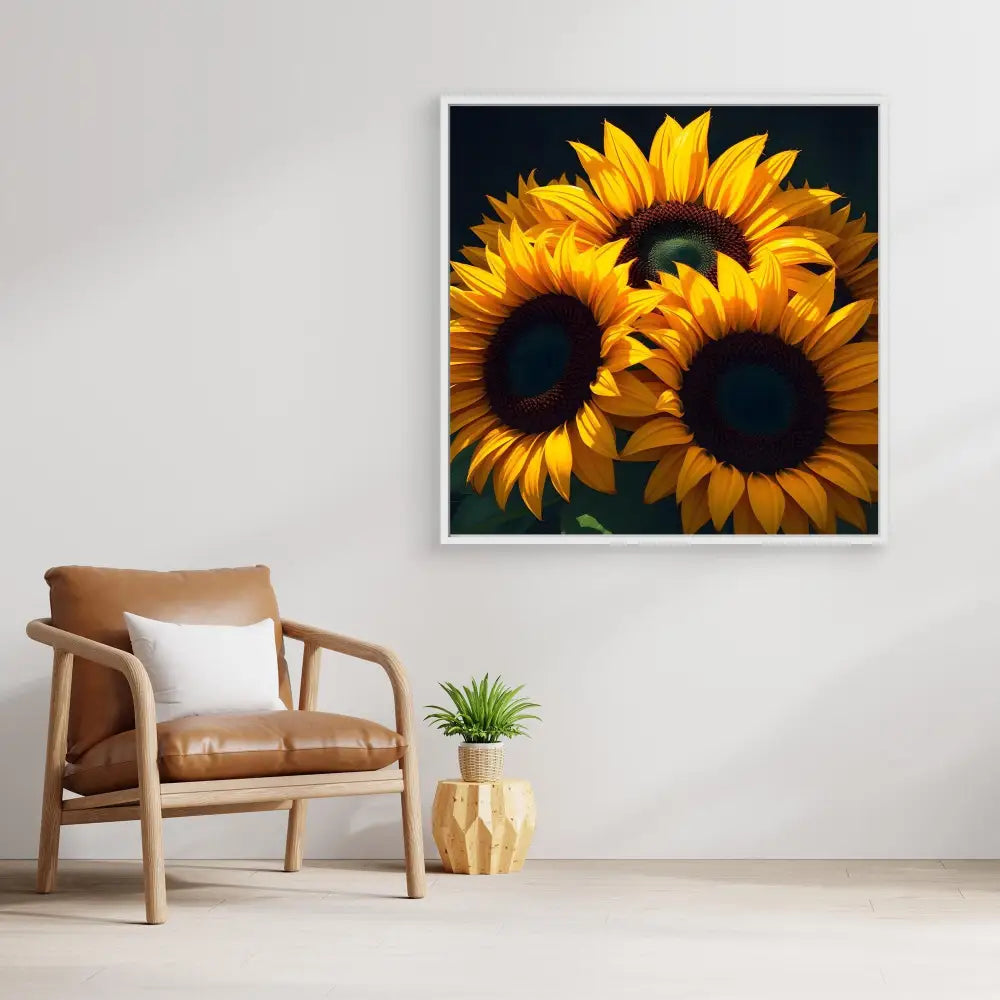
[598,599,1000,859]
[0,678,51,857]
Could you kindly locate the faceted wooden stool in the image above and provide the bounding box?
[432,779,536,874]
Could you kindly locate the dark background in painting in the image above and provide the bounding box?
[449,104,878,259]
[447,104,879,534]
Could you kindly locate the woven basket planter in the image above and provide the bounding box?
[458,742,504,782]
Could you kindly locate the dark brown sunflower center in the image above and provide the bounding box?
[678,331,828,474]
[483,293,602,434]
[614,202,751,288]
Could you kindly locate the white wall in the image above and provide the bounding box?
[0,0,997,860]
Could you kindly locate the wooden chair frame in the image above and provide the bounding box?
[26,617,426,924]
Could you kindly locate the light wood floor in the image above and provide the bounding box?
[2,860,1000,998]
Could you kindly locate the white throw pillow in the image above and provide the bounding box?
[123,612,286,723]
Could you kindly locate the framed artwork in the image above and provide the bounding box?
[442,98,883,543]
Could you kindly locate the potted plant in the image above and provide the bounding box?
[425,674,540,782]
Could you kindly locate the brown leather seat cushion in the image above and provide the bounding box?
[46,565,293,761]
[63,711,405,796]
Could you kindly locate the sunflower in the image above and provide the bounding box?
[623,252,877,534]
[449,222,664,518]
[526,113,843,292]
[457,170,578,270]
[786,189,878,340]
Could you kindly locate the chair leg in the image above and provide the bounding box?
[284,800,307,872]
[400,748,426,898]
[138,792,166,924]
[37,805,61,894]
[136,741,167,924]
[37,650,73,894]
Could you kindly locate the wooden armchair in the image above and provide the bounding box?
[27,565,425,924]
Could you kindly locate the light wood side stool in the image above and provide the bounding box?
[432,779,536,875]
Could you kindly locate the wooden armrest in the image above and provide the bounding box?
[27,619,165,919]
[27,619,154,703]
[26,618,159,770]
[280,619,413,739]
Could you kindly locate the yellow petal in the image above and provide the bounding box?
[840,211,867,240]
[605,337,654,372]
[732,149,798,221]
[567,423,615,493]
[590,270,627,327]
[823,361,879,393]
[449,362,484,383]
[650,303,703,347]
[703,134,767,217]
[551,224,580,292]
[676,446,717,502]
[469,453,493,494]
[802,300,875,360]
[743,187,842,240]
[817,340,879,377]
[751,234,833,269]
[643,446,686,503]
[751,250,787,333]
[460,246,488,268]
[829,383,879,411]
[815,445,878,494]
[732,492,763,534]
[518,437,548,519]
[778,269,836,345]
[755,225,840,251]
[450,385,486,414]
[569,142,635,219]
[681,478,712,533]
[498,222,546,293]
[707,463,746,530]
[621,416,693,456]
[664,110,711,203]
[780,497,810,534]
[746,472,786,534]
[817,500,838,534]
[715,253,757,332]
[450,330,489,350]
[451,260,505,297]
[803,454,871,501]
[575,400,618,458]
[776,468,828,528]
[449,414,499,461]
[544,423,573,502]
[450,317,495,335]
[826,411,878,445]
[493,435,535,510]
[648,114,682,201]
[606,288,664,328]
[638,317,695,362]
[528,184,615,237]
[450,285,507,322]
[676,262,726,339]
[828,484,868,532]
[449,401,491,434]
[590,366,619,397]
[654,388,683,416]
[816,340,878,392]
[468,426,521,482]
[593,370,659,417]
[835,232,878,273]
[641,349,684,389]
[602,120,654,208]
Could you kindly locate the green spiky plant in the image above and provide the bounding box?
[424,674,540,744]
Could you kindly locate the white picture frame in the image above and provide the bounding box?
[441,96,886,545]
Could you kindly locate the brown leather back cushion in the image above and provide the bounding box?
[46,566,293,760]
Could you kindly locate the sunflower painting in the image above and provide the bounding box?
[444,101,881,540]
